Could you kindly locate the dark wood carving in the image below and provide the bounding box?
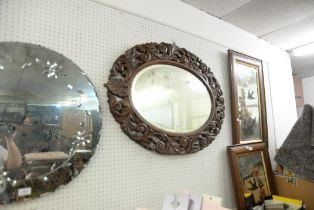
[105,42,225,155]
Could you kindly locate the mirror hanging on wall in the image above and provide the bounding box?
[0,42,101,204]
[228,50,268,145]
[106,42,225,155]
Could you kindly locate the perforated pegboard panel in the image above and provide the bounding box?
[0,0,235,209]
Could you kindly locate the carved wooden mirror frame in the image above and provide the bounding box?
[105,42,225,155]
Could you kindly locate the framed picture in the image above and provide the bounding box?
[227,142,276,210]
[228,50,268,145]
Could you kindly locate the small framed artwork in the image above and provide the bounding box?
[228,50,267,145]
[227,142,276,210]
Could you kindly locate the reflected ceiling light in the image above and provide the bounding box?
[67,84,73,90]
[56,101,73,108]
[293,42,314,56]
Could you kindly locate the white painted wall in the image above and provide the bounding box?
[0,0,296,209]
[302,76,314,106]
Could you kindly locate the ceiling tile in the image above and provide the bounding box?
[223,0,314,36]
[262,17,314,50]
[181,0,252,18]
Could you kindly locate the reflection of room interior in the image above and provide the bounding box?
[0,102,97,195]
[0,104,94,154]
[0,42,102,205]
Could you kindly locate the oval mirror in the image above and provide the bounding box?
[131,64,212,133]
[0,42,101,204]
[107,42,224,155]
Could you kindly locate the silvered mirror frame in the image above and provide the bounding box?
[105,42,225,155]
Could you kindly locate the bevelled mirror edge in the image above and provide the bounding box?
[129,62,214,136]
[0,41,102,204]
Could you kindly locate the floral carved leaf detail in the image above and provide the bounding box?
[106,42,225,155]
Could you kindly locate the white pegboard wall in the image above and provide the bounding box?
[0,0,234,209]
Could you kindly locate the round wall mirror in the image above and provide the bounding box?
[0,42,101,204]
[106,42,224,155]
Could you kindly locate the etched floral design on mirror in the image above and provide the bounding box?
[0,42,101,204]
[106,42,225,155]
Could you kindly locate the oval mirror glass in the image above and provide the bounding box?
[0,42,101,204]
[131,64,212,134]
[107,42,225,154]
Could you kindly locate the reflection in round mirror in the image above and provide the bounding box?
[131,64,212,133]
[0,42,101,204]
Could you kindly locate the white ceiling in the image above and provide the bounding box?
[181,0,314,78]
